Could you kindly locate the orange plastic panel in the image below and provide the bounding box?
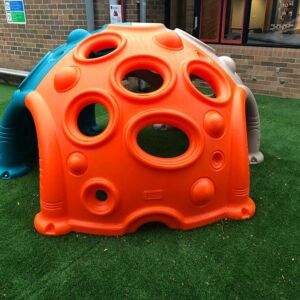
[25,24,255,236]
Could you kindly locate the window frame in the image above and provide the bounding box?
[198,0,224,43]
[220,0,248,44]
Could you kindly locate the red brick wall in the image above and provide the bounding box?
[146,0,165,23]
[125,0,139,22]
[0,0,87,71]
[1,1,299,99]
[94,0,110,28]
[94,0,163,27]
[213,44,300,99]
[0,0,165,72]
[123,0,164,23]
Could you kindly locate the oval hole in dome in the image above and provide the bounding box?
[88,47,117,59]
[137,124,190,158]
[190,74,216,98]
[122,69,163,93]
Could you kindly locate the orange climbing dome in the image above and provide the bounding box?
[22,23,262,235]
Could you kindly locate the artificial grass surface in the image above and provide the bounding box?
[0,82,299,299]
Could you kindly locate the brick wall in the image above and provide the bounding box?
[0,0,87,71]
[124,0,164,23]
[94,0,110,28]
[94,0,164,24]
[125,0,139,22]
[146,0,165,23]
[213,44,300,99]
[1,1,299,99]
[0,0,165,73]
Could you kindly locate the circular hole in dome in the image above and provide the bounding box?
[122,69,164,93]
[137,124,190,158]
[95,190,108,202]
[190,74,216,98]
[77,103,109,137]
[82,179,118,215]
[88,47,117,59]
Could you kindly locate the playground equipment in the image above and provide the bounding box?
[0,23,263,236]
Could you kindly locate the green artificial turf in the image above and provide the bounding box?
[0,82,299,299]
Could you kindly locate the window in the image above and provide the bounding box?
[199,0,223,42]
[222,0,247,43]
[166,0,300,48]
[247,0,300,46]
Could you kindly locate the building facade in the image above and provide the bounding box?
[0,0,299,99]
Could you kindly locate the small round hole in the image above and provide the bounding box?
[122,69,163,93]
[95,190,108,202]
[77,103,109,137]
[190,74,216,98]
[82,178,119,215]
[137,124,190,158]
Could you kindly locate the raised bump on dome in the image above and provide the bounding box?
[67,152,88,176]
[219,56,237,73]
[54,66,80,93]
[203,111,225,138]
[154,30,183,50]
[67,28,90,44]
[191,178,215,206]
